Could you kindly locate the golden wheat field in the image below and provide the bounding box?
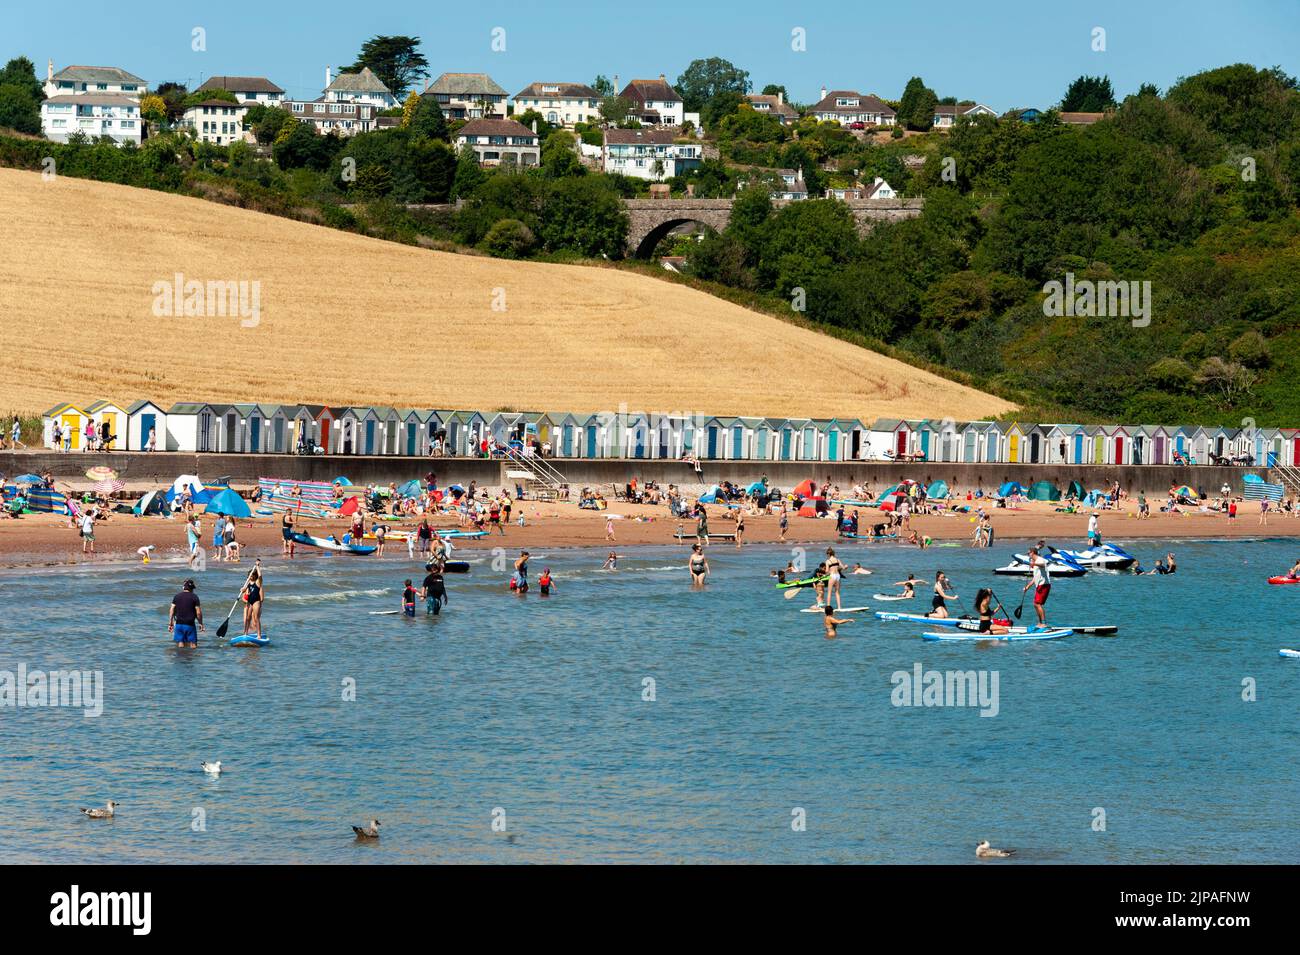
[0,167,1014,420]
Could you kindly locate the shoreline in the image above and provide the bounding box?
[2,497,1296,571]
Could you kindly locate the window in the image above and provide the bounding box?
[292,102,304,112]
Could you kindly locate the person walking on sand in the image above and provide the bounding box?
[80,506,96,554]
[1260,499,1269,525]
[823,605,853,640]
[778,502,788,543]
[734,511,745,548]
[606,515,616,541]
[10,417,24,449]
[688,543,709,587]
[168,578,203,648]
[186,514,202,568]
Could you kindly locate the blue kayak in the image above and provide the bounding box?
[922,628,1072,642]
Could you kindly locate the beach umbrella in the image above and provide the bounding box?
[1173,485,1195,498]
[203,488,251,518]
[14,473,42,484]
[93,478,125,496]
[85,466,119,481]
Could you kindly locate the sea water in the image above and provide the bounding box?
[0,537,1296,864]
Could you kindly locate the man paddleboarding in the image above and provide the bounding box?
[1022,547,1051,626]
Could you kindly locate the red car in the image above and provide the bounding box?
[848,121,866,130]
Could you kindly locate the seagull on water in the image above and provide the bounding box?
[975,840,1015,858]
[201,761,222,776]
[352,819,381,839]
[81,801,119,819]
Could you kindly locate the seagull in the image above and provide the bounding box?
[352,819,381,839]
[201,761,222,776]
[976,840,1015,858]
[81,801,119,819]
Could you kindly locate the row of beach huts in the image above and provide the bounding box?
[39,400,1300,467]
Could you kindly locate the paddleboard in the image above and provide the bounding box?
[229,634,270,647]
[1280,648,1300,658]
[800,605,872,613]
[438,530,487,539]
[922,628,1071,642]
[369,610,402,616]
[953,620,1118,636]
[291,532,377,555]
[776,575,829,590]
[1267,576,1300,585]
[872,593,912,601]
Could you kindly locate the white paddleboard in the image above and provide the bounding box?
[872,594,912,601]
[801,605,871,614]
[369,610,402,616]
[1280,648,1300,659]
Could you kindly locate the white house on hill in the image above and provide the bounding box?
[196,75,285,107]
[512,82,601,127]
[455,118,540,166]
[41,94,142,145]
[323,66,397,109]
[43,61,145,100]
[618,75,684,127]
[603,127,702,180]
[182,99,248,146]
[423,73,509,120]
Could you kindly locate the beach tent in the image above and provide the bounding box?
[26,487,68,514]
[133,490,167,516]
[925,480,949,499]
[1066,480,1085,500]
[746,481,767,495]
[334,476,353,486]
[792,478,818,499]
[698,485,724,504]
[172,474,203,497]
[1082,489,1108,507]
[338,496,360,516]
[997,481,1025,498]
[204,488,252,518]
[1028,480,1062,502]
[396,479,423,498]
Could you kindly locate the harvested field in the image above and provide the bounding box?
[0,166,1015,420]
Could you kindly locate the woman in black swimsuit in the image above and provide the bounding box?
[281,510,295,556]
[688,544,709,587]
[928,571,958,618]
[240,561,264,638]
[973,588,1009,635]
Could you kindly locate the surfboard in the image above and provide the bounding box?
[1280,648,1300,658]
[229,634,269,647]
[368,610,401,616]
[800,605,872,613]
[872,593,912,601]
[922,628,1071,642]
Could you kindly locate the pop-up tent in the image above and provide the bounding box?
[1082,489,1109,507]
[1028,480,1062,502]
[792,478,818,499]
[926,480,949,499]
[997,481,1025,498]
[204,488,251,518]
[134,489,167,516]
[396,479,423,498]
[1066,480,1085,500]
[746,481,767,495]
[698,485,724,504]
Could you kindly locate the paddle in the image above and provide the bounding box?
[1013,587,1027,620]
[215,571,251,638]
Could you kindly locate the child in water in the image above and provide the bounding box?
[538,568,556,595]
[603,551,620,570]
[402,579,416,617]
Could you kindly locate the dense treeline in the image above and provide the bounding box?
[688,64,1300,425]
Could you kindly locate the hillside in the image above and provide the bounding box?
[0,166,1013,421]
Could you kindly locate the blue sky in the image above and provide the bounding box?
[5,0,1298,108]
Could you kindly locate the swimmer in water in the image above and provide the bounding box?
[849,563,872,575]
[892,574,917,598]
[688,544,709,587]
[538,567,556,596]
[823,605,853,640]
[603,551,621,570]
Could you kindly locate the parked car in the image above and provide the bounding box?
[848,121,866,130]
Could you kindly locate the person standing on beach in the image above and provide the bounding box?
[606,514,616,541]
[696,508,709,547]
[168,579,203,648]
[734,510,745,548]
[80,507,96,554]
[778,502,788,543]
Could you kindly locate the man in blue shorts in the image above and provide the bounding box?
[168,579,204,647]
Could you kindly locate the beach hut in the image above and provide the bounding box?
[1146,425,1172,465]
[84,400,128,450]
[487,412,520,447]
[377,407,401,455]
[1282,429,1300,467]
[1026,424,1051,464]
[43,402,88,450]
[163,402,217,452]
[795,419,820,461]
[1186,426,1210,464]
[983,422,1006,463]
[282,405,315,454]
[1082,425,1103,465]
[127,400,167,452]
[344,407,378,455]
[1004,422,1028,463]
[1208,426,1233,462]
[1043,424,1075,464]
[259,405,287,453]
[543,412,574,458]
[334,408,361,454]
[311,407,339,454]
[866,419,898,460]
[959,422,989,463]
[398,409,427,457]
[774,419,800,461]
[909,420,938,461]
[886,419,912,458]
[622,411,652,458]
[1101,425,1130,465]
[932,420,962,462]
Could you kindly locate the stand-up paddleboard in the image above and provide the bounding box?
[840,533,897,541]
[438,530,487,539]
[872,593,912,601]
[291,532,376,555]
[1267,576,1300,585]
[441,561,470,574]
[922,628,1072,642]
[673,532,737,541]
[1280,648,1300,658]
[369,610,402,616]
[953,620,1118,636]
[877,611,1115,635]
[800,605,871,614]
[229,634,270,647]
[776,575,829,590]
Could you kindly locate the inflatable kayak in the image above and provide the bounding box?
[1279,649,1300,658]
[229,634,269,647]
[776,575,829,590]
[1267,576,1300,585]
[290,532,376,555]
[922,627,1072,642]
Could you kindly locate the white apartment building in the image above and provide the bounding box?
[512,82,601,127]
[603,128,701,180]
[43,61,145,100]
[195,75,286,107]
[182,100,249,146]
[41,94,142,145]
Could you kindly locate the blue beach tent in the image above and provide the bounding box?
[997,481,1024,498]
[698,485,724,504]
[204,488,251,518]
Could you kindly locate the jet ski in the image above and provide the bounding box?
[1043,542,1137,570]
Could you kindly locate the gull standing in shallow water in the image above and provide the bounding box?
[81,801,119,819]
[201,761,222,776]
[975,840,1015,858]
[352,819,381,839]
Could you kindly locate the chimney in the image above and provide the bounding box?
[325,66,332,89]
[820,86,827,101]
[777,90,783,105]
[530,119,537,133]
[47,59,54,82]
[613,74,620,93]
[659,73,665,81]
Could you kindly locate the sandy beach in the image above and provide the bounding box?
[3,494,1296,571]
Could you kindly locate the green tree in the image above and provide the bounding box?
[245,105,293,145]
[593,75,614,97]
[183,88,238,107]
[701,90,744,129]
[1167,63,1300,149]
[761,84,788,98]
[897,76,938,131]
[407,94,447,140]
[675,57,751,113]
[345,35,430,98]
[450,144,487,202]
[1060,75,1115,112]
[599,95,633,125]
[540,176,628,256]
[541,129,583,178]
[481,218,536,258]
[0,57,43,101]
[0,83,41,134]
[153,82,190,123]
[273,121,338,171]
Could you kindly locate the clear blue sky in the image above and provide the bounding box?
[6,0,1298,108]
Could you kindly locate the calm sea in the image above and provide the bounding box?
[1,536,1297,863]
